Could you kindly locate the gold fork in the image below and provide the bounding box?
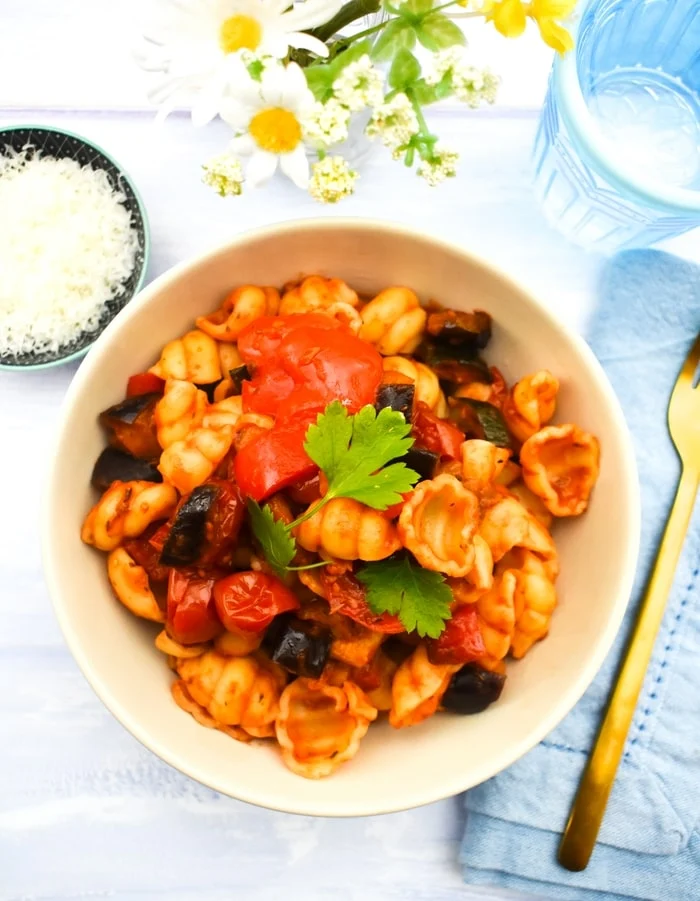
[559,333,700,872]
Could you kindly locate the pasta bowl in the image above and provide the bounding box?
[43,219,639,816]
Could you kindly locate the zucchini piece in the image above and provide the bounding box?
[449,398,512,448]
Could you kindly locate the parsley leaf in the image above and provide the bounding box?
[304,402,419,510]
[246,499,296,579]
[357,556,453,638]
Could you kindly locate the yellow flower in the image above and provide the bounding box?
[484,0,527,38]
[484,0,575,52]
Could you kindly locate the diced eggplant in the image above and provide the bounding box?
[426,309,492,350]
[442,663,506,714]
[448,398,512,448]
[375,382,415,420]
[229,364,251,395]
[197,381,222,403]
[99,392,161,460]
[416,338,493,385]
[91,447,163,491]
[403,446,439,482]
[266,616,331,678]
[159,485,218,566]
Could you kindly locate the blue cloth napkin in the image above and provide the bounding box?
[460,249,700,901]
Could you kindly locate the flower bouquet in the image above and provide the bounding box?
[137,0,575,202]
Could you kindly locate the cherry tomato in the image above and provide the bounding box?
[287,473,322,506]
[426,605,485,665]
[213,571,300,633]
[199,479,245,564]
[123,535,170,583]
[412,401,465,460]
[237,313,342,369]
[167,570,224,645]
[126,372,165,397]
[234,416,318,501]
[320,570,405,634]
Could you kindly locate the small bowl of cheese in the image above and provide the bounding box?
[0,125,149,371]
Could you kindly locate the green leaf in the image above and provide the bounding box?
[410,78,438,105]
[304,403,420,510]
[416,13,466,50]
[388,47,422,91]
[371,18,416,61]
[246,59,264,81]
[357,556,453,638]
[305,65,334,102]
[246,499,296,579]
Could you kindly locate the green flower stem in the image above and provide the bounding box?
[311,0,381,43]
[406,87,439,160]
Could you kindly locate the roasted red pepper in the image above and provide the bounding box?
[412,401,465,460]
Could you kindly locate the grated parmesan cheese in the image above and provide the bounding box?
[0,148,140,359]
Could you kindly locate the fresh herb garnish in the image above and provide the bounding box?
[357,555,452,638]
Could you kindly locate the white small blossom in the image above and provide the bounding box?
[302,99,352,148]
[365,93,419,150]
[308,155,358,203]
[332,55,384,112]
[426,47,499,108]
[417,144,459,187]
[202,152,244,196]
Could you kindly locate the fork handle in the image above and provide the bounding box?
[559,464,700,872]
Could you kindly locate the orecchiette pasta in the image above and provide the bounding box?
[158,426,233,494]
[382,355,445,413]
[360,287,427,354]
[503,370,559,443]
[509,565,557,659]
[176,650,286,738]
[82,480,178,550]
[196,285,280,341]
[149,329,221,383]
[389,645,458,728]
[155,629,207,658]
[461,439,511,495]
[398,474,480,577]
[107,548,164,622]
[467,534,495,590]
[171,679,251,743]
[276,679,377,778]
[201,395,244,431]
[507,480,553,528]
[355,651,399,712]
[279,275,358,315]
[295,497,401,561]
[214,629,263,657]
[520,424,601,517]
[231,412,274,451]
[478,495,556,563]
[155,379,208,449]
[453,367,508,409]
[476,570,517,666]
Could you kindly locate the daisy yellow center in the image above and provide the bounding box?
[219,14,262,53]
[249,108,302,153]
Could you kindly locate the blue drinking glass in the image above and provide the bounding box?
[533,0,700,251]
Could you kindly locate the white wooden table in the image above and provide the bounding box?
[3,4,699,900]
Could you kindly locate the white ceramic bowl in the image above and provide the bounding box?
[43,219,640,816]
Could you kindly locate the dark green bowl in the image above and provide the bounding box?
[0,125,150,371]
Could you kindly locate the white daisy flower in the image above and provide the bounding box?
[417,145,459,186]
[136,0,343,126]
[332,55,384,112]
[308,156,358,203]
[365,94,419,150]
[202,152,245,196]
[221,61,315,188]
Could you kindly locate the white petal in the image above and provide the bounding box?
[220,96,253,128]
[285,31,330,57]
[281,0,343,31]
[258,32,290,58]
[246,150,279,186]
[229,133,256,155]
[280,62,312,108]
[279,144,309,189]
[259,63,288,106]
